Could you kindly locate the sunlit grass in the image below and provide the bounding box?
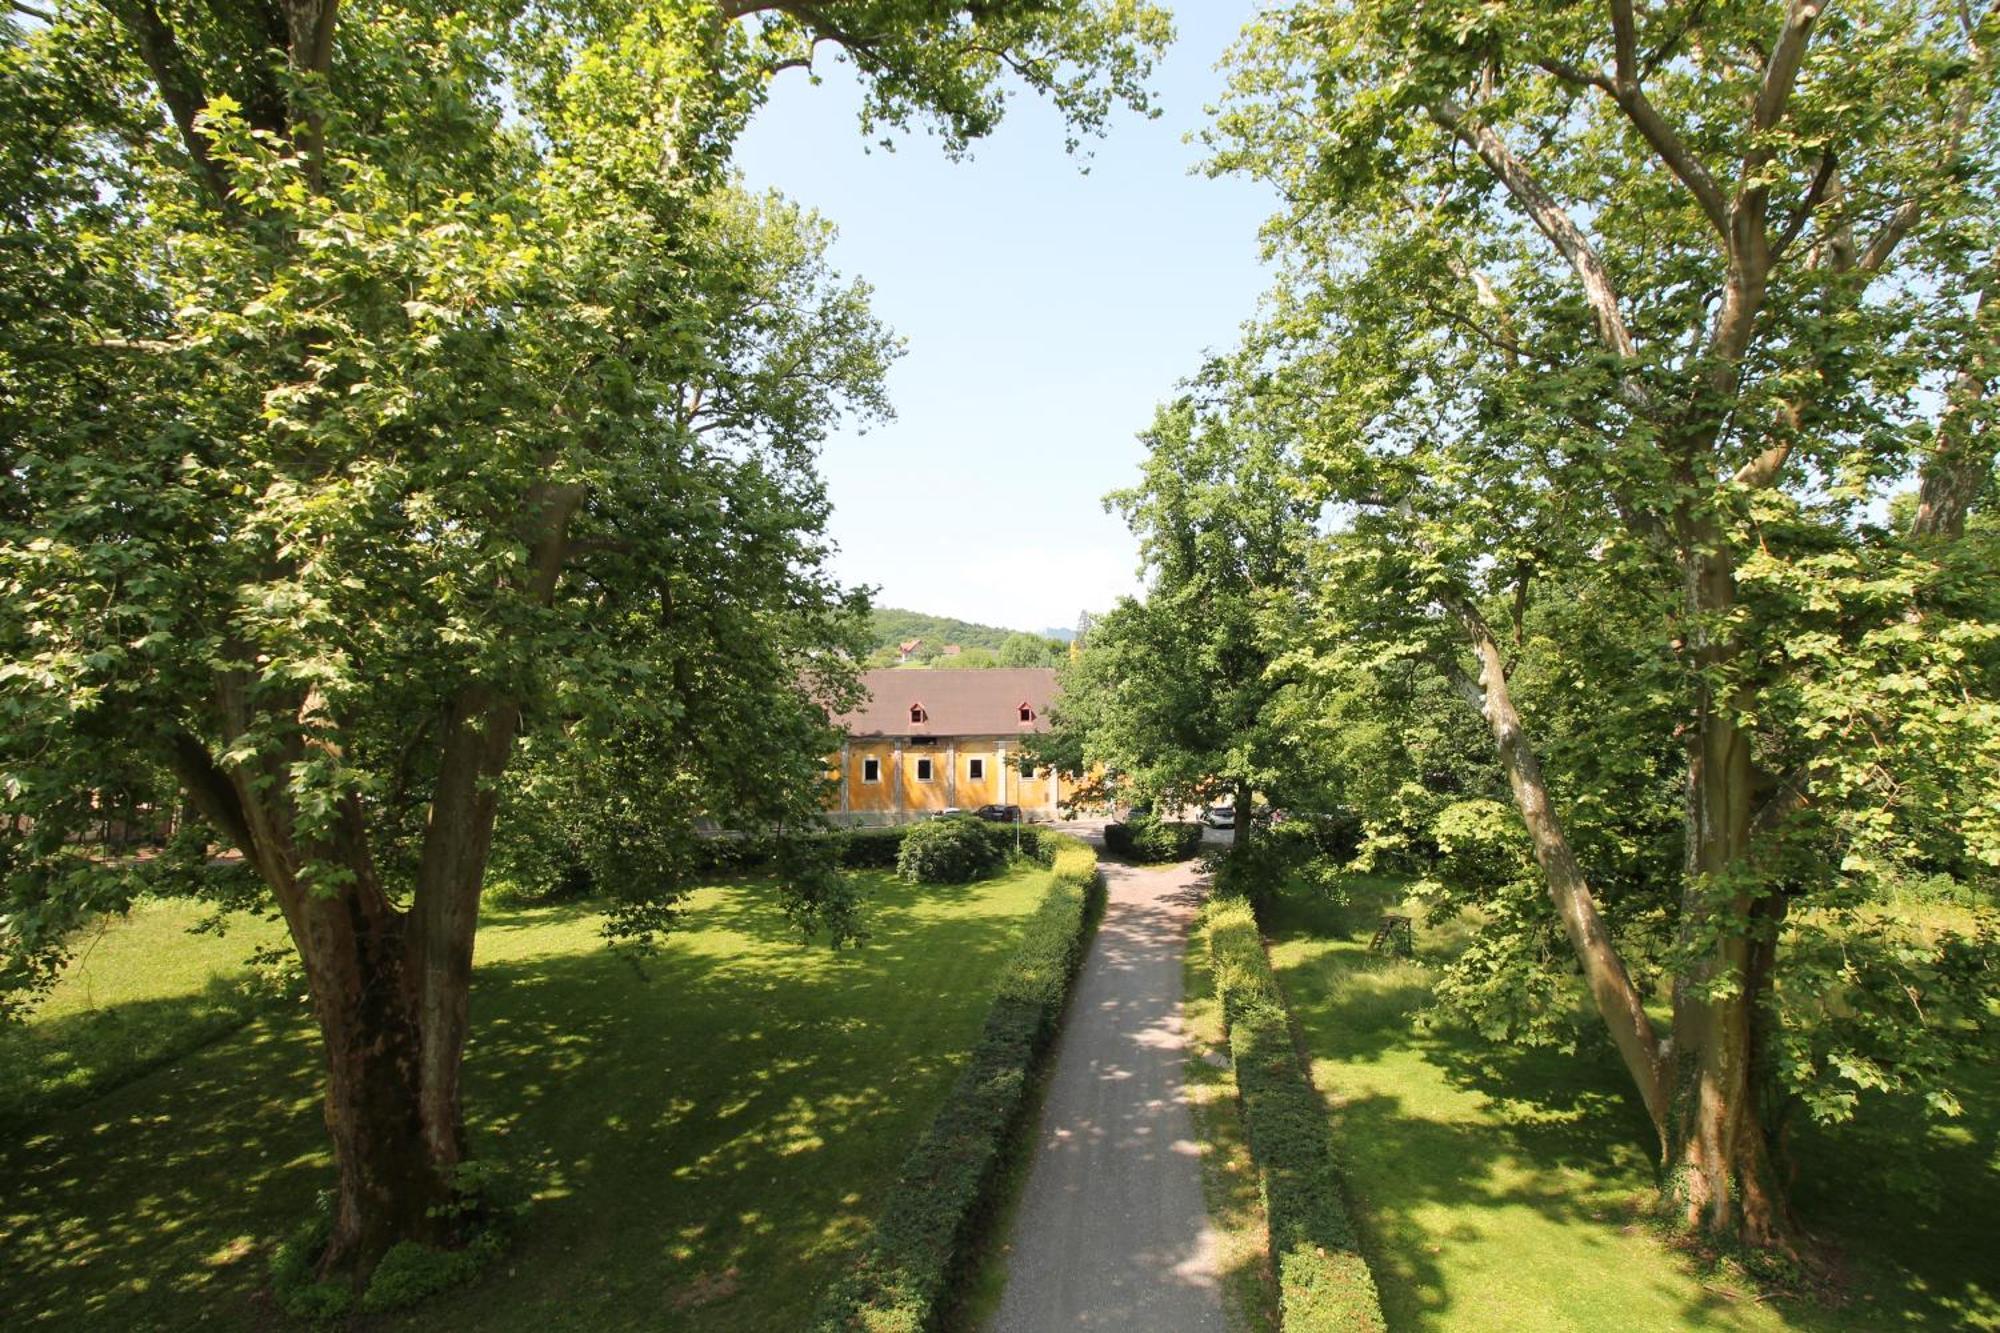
[0,865,1056,1330]
[1264,877,2000,1333]
[0,899,291,1126]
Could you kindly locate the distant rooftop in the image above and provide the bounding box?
[835,668,1057,738]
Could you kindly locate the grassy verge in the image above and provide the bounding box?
[1,864,1058,1331]
[0,898,291,1128]
[1185,898,1281,1333]
[1207,894,1385,1333]
[812,832,1103,1332]
[1265,876,2000,1332]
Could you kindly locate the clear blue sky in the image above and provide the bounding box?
[733,4,1272,636]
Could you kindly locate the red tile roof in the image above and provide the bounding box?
[835,668,1057,738]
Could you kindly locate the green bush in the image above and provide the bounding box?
[1206,895,1385,1332]
[1103,813,1202,863]
[895,816,1007,884]
[270,1163,528,1319]
[812,833,1104,1331]
[838,826,912,869]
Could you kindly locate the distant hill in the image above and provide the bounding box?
[868,608,1024,654]
[1041,627,1078,643]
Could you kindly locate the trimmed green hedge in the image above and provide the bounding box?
[1206,896,1385,1332]
[812,831,1104,1332]
[1102,813,1203,863]
[836,826,914,869]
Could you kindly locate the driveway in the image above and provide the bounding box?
[988,852,1224,1331]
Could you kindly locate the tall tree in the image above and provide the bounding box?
[0,0,1168,1284]
[1212,0,2000,1251]
[1040,392,1314,860]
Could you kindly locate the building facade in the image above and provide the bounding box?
[826,667,1081,824]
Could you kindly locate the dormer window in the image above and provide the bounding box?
[1018,703,1035,723]
[910,703,927,724]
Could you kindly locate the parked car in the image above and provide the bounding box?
[935,807,965,819]
[1203,804,1236,829]
[975,803,1023,823]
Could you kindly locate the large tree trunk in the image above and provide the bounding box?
[304,890,458,1279]
[1663,544,1805,1252]
[173,706,509,1285]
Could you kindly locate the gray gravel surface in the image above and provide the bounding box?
[989,854,1224,1331]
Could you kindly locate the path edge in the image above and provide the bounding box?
[810,831,1106,1333]
[1206,893,1387,1332]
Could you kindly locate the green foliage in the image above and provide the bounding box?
[1035,395,1314,819]
[812,834,1102,1331]
[1102,813,1202,863]
[269,1206,352,1321]
[837,826,916,870]
[271,1161,527,1318]
[1,0,1169,1274]
[1174,0,2000,1215]
[895,816,1006,885]
[1204,895,1384,1332]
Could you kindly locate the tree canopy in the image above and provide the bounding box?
[1189,0,2000,1251]
[0,0,1169,1289]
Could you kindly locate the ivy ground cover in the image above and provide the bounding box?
[0,865,1055,1330]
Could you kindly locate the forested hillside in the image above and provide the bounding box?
[868,608,1021,653]
[864,608,1069,668]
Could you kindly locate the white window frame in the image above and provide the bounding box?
[916,756,934,782]
[862,757,881,784]
[968,757,985,781]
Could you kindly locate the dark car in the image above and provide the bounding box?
[974,803,1024,823]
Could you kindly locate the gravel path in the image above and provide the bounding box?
[989,854,1224,1332]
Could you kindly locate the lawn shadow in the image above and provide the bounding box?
[0,870,1046,1333]
[0,975,274,1132]
[1268,879,2000,1332]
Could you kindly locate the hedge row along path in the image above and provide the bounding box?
[991,853,1225,1331]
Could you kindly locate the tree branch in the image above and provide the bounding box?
[168,730,259,860]
[103,0,235,207]
[1438,592,1669,1137]
[1607,0,1731,239]
[8,0,54,21]
[1427,97,1641,364]
[1750,2,1823,148]
[1768,149,1837,266]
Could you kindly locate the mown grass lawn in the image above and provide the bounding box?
[0,864,1055,1331]
[1264,878,2000,1333]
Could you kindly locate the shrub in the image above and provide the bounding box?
[1206,895,1385,1332]
[895,816,1006,884]
[1103,813,1202,863]
[813,833,1104,1331]
[838,826,912,869]
[270,1164,529,1319]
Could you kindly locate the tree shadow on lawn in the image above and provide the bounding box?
[0,873,1038,1332]
[0,975,273,1132]
[1268,885,2000,1331]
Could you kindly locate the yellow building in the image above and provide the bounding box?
[828,668,1081,825]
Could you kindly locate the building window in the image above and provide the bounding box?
[968,757,985,781]
[910,703,927,724]
[1018,703,1035,723]
[916,757,934,781]
[863,757,881,783]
